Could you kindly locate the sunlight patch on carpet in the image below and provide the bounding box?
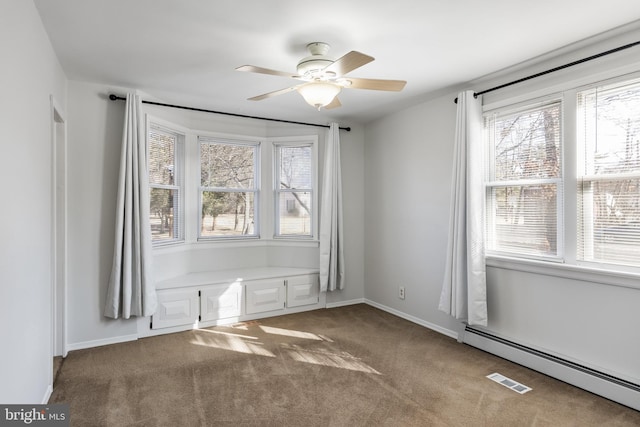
[283,343,381,375]
[198,328,259,340]
[259,325,324,341]
[191,323,380,374]
[191,332,276,357]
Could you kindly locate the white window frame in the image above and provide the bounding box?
[483,70,640,282]
[484,96,565,262]
[197,136,261,241]
[272,137,318,239]
[576,76,640,267]
[147,118,185,246]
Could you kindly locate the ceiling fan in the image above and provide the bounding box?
[236,42,406,110]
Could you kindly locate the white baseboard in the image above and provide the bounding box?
[363,299,459,340]
[41,385,53,404]
[66,334,138,352]
[463,327,640,411]
[325,298,365,309]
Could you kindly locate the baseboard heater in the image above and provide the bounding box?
[463,326,640,411]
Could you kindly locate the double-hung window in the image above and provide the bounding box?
[148,125,184,244]
[484,99,563,259]
[577,79,640,267]
[274,142,314,238]
[484,73,640,273]
[199,137,259,239]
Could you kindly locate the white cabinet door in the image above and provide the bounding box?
[152,288,199,329]
[200,283,243,322]
[286,274,320,308]
[245,278,285,314]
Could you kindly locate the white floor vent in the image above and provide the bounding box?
[487,373,532,394]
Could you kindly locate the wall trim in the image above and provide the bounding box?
[325,298,365,309]
[41,385,53,405]
[66,334,138,352]
[364,299,459,340]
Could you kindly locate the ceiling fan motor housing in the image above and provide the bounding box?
[297,42,335,79]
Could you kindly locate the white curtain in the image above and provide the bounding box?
[438,90,487,327]
[319,123,345,292]
[104,93,157,319]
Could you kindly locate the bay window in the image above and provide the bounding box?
[147,116,318,246]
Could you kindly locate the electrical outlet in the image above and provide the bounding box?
[398,286,405,300]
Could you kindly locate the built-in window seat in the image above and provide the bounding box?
[139,267,323,337]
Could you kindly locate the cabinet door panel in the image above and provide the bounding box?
[152,289,199,329]
[246,279,285,314]
[200,283,243,321]
[287,274,320,307]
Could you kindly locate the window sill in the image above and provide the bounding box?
[152,238,319,254]
[269,237,319,246]
[486,255,640,291]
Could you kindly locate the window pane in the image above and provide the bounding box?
[278,192,312,236]
[200,142,255,189]
[150,187,179,241]
[149,126,183,244]
[488,185,557,256]
[278,146,312,189]
[578,79,640,267]
[200,191,256,237]
[579,82,640,176]
[149,130,176,186]
[580,178,640,265]
[490,102,561,181]
[485,100,562,260]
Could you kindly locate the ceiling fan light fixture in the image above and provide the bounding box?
[297,82,341,110]
[237,41,405,110]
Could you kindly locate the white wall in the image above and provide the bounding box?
[364,95,462,335]
[65,81,365,349]
[363,23,640,385]
[66,82,139,348]
[0,0,67,403]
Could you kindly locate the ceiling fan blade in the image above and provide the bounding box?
[248,86,299,101]
[236,65,299,79]
[324,97,342,110]
[341,77,406,91]
[322,51,374,77]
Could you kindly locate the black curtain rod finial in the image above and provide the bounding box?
[453,93,479,104]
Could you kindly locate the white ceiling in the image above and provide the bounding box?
[34,0,640,125]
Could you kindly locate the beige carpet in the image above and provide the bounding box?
[50,304,640,426]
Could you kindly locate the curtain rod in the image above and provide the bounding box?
[454,40,640,103]
[108,94,351,131]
